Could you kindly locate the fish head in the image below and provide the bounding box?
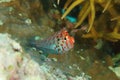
[55,29,75,53]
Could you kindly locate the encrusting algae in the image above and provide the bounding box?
[60,0,120,42]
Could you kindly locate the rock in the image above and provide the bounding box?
[0,33,91,80]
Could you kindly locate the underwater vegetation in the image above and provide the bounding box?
[59,0,120,42]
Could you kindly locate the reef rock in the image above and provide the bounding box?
[0,33,90,80]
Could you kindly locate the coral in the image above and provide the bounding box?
[61,0,120,42]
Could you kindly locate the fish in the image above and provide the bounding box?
[29,28,75,54]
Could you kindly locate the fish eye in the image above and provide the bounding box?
[64,36,68,40]
[57,38,60,41]
[64,37,66,40]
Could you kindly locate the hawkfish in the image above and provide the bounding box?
[29,28,75,54]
